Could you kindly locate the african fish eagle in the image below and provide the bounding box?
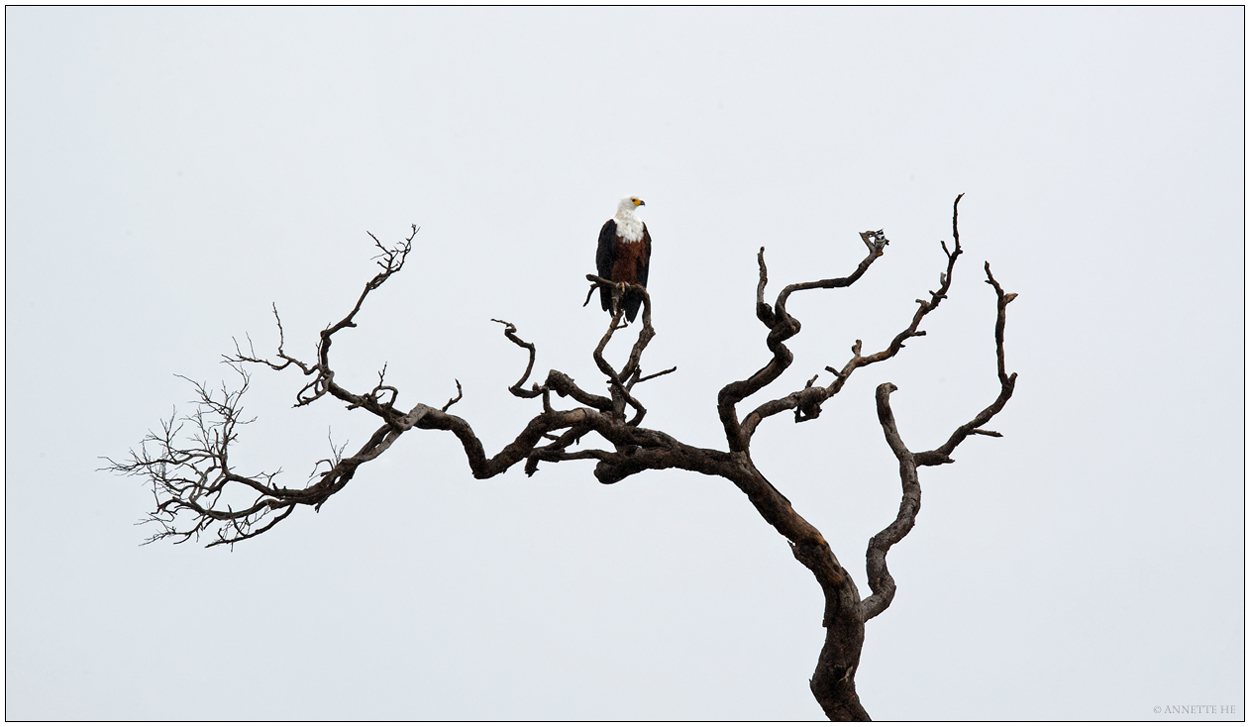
[596,196,652,322]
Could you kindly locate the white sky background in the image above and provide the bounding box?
[5,7,1244,721]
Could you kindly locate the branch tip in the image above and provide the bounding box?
[442,379,464,412]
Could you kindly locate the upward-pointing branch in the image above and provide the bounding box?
[718,232,889,453]
[862,224,1018,621]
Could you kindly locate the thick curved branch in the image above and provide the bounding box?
[114,198,1017,721]
[740,195,969,445]
[718,234,889,453]
[861,258,1018,621]
[714,452,867,720]
[415,402,735,486]
[860,382,921,620]
[544,370,614,412]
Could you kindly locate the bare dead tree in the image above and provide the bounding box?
[108,195,1017,720]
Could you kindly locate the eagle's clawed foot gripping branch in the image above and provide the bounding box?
[112,193,1015,721]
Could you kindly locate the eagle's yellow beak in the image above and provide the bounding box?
[634,198,646,207]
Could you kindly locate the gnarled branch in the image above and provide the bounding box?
[862,222,1018,622]
[740,196,971,446]
[112,196,1016,721]
[718,234,889,453]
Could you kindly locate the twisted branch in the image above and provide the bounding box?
[737,195,972,445]
[718,234,889,453]
[585,274,669,427]
[108,228,425,546]
[112,196,1016,721]
[861,252,1018,621]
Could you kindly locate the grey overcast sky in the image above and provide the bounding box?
[5,7,1244,721]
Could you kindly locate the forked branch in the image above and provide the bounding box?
[228,225,419,411]
[584,274,672,426]
[109,228,430,546]
[718,233,890,453]
[736,195,975,447]
[113,196,1016,721]
[861,255,1019,621]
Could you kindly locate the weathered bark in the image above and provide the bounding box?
[726,462,870,720]
[110,196,1017,720]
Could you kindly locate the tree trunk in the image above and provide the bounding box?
[720,460,872,720]
[810,590,870,721]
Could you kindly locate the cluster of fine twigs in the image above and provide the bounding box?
[107,196,1016,720]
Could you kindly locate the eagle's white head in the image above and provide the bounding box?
[613,196,646,241]
[617,196,645,215]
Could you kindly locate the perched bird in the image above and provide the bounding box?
[596,196,652,322]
